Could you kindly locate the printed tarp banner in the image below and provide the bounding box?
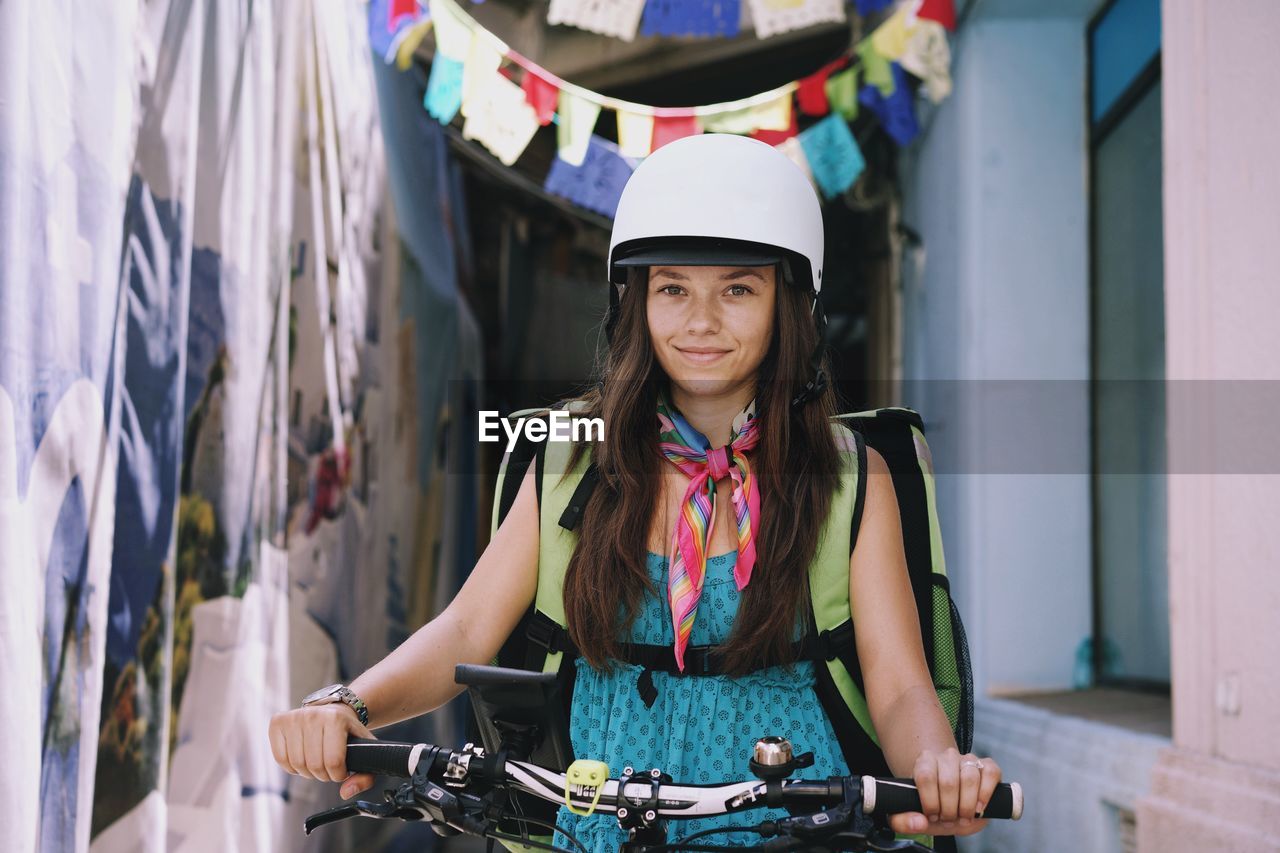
[0,1,479,851]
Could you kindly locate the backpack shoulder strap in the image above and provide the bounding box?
[534,430,595,674]
[808,423,883,758]
[489,407,554,537]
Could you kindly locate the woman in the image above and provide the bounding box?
[269,134,1001,850]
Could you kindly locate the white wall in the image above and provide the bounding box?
[1138,2,1280,849]
[900,16,1091,697]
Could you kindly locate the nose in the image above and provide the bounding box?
[684,292,720,335]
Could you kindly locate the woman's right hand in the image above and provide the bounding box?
[268,703,377,800]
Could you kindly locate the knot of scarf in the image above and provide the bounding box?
[656,395,761,672]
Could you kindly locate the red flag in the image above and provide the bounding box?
[797,59,846,116]
[750,110,798,146]
[917,0,956,31]
[521,71,559,126]
[650,115,701,151]
[389,0,418,30]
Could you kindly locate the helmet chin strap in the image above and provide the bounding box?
[602,281,828,410]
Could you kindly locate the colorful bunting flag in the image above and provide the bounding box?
[428,0,473,60]
[870,2,914,61]
[460,37,503,118]
[854,0,896,14]
[461,72,541,165]
[701,93,792,135]
[751,110,799,145]
[798,113,865,198]
[775,136,818,193]
[651,115,702,151]
[391,18,435,70]
[556,90,602,167]
[825,66,859,120]
[857,38,896,96]
[642,0,742,38]
[617,110,656,158]
[548,0,648,42]
[900,18,952,103]
[746,0,846,39]
[390,0,420,30]
[918,0,957,31]
[544,135,636,218]
[425,56,465,123]
[521,71,559,126]
[859,62,920,146]
[797,60,845,116]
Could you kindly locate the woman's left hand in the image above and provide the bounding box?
[887,748,1002,837]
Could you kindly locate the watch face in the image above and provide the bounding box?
[303,684,343,705]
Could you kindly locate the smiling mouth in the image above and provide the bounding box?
[676,347,731,364]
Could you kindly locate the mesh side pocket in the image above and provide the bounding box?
[931,580,975,754]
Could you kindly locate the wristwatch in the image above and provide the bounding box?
[301,683,370,727]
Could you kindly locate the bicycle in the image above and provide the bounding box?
[302,666,1022,852]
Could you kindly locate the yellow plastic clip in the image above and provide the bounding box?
[564,759,610,816]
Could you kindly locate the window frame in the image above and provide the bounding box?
[1086,0,1168,694]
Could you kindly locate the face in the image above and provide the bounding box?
[645,264,777,400]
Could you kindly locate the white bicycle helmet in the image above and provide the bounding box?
[607,133,825,293]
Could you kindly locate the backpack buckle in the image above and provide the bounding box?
[818,621,856,661]
[526,612,571,655]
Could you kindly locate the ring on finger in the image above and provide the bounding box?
[960,759,983,770]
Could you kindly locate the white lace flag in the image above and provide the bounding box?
[548,0,648,42]
[462,72,541,166]
[428,0,474,60]
[746,0,846,39]
[776,137,818,193]
[459,37,503,119]
[900,19,953,103]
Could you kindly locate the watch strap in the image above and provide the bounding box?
[305,684,370,727]
[338,687,370,727]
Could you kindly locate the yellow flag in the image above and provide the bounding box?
[870,3,915,61]
[556,91,602,167]
[460,38,503,120]
[701,93,792,135]
[617,110,655,158]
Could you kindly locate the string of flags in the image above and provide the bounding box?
[381,0,956,219]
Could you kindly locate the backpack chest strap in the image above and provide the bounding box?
[525,610,857,675]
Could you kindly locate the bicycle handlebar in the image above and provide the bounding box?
[343,738,1023,822]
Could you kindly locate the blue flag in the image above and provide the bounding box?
[544,135,636,219]
[859,62,920,146]
[799,114,866,199]
[642,0,741,38]
[855,0,896,15]
[424,56,464,124]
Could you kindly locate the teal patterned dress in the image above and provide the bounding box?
[553,551,849,852]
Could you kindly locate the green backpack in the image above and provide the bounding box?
[482,403,973,850]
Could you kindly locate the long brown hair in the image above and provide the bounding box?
[561,266,841,674]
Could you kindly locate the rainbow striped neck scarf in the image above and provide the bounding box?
[656,393,761,672]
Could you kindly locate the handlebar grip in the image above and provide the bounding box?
[345,738,430,778]
[861,777,1023,821]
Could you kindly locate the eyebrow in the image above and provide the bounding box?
[652,269,767,282]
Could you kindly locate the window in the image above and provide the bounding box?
[1088,0,1168,688]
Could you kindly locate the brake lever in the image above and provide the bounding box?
[861,832,932,853]
[304,797,415,834]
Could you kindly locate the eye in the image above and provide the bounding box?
[656,284,685,296]
[726,284,753,297]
